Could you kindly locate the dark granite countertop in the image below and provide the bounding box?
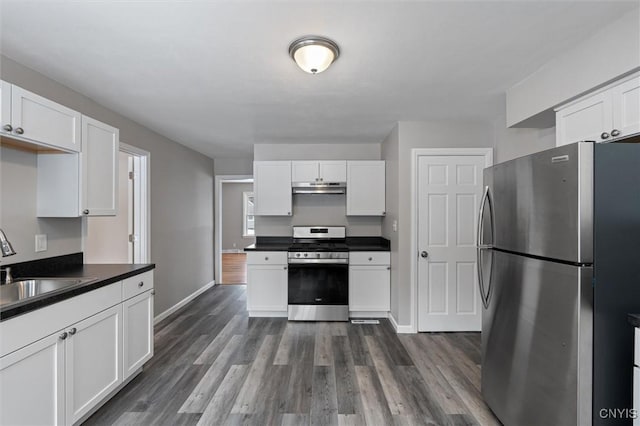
[628,314,640,328]
[346,237,391,251]
[245,236,390,252]
[244,236,293,252]
[0,253,155,321]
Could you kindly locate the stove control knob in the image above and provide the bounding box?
[304,253,308,257]
[316,253,320,258]
[296,253,301,257]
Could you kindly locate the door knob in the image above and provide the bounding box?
[420,251,429,258]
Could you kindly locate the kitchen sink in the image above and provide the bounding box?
[0,277,97,308]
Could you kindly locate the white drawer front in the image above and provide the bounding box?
[349,252,390,266]
[247,251,287,265]
[635,328,640,367]
[122,270,154,301]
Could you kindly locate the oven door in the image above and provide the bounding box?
[287,262,348,305]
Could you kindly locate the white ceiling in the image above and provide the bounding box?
[0,1,637,158]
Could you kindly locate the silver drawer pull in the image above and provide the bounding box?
[368,257,373,261]
[265,257,269,261]
[138,281,144,288]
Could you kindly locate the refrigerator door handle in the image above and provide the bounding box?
[477,248,489,309]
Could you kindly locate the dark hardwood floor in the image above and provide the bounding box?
[85,285,499,426]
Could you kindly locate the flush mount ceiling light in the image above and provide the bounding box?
[289,35,340,74]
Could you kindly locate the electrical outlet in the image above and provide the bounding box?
[35,234,47,252]
[392,220,398,232]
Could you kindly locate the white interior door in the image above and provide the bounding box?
[418,154,485,332]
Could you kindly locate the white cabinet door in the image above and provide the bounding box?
[612,75,640,140]
[0,80,11,135]
[11,85,81,152]
[253,161,292,216]
[349,265,390,311]
[319,161,346,182]
[556,91,613,146]
[0,332,65,426]
[81,115,119,216]
[123,290,154,380]
[247,264,288,312]
[291,161,319,182]
[346,161,386,216]
[65,304,122,424]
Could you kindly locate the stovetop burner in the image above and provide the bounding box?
[288,242,349,252]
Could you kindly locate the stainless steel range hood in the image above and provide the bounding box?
[292,182,346,194]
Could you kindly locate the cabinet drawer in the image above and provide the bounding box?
[635,328,640,367]
[349,252,390,266]
[122,270,154,300]
[247,251,287,265]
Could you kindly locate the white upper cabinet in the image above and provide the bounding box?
[253,161,292,216]
[81,115,119,216]
[1,80,11,134]
[37,115,119,217]
[556,73,640,146]
[6,83,81,152]
[346,161,386,216]
[291,160,346,182]
[612,75,640,138]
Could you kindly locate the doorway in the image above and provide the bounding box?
[84,143,150,263]
[414,148,492,332]
[215,175,254,285]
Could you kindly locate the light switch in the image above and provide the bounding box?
[392,220,398,232]
[35,234,47,252]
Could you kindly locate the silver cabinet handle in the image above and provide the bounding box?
[59,332,68,340]
[138,281,144,287]
[83,209,90,215]
[151,290,155,295]
[288,211,291,216]
[420,251,428,258]
[265,256,269,261]
[611,129,621,137]
[2,124,12,132]
[601,132,610,140]
[14,127,24,135]
[68,327,77,336]
[382,211,386,216]
[284,266,287,270]
[368,257,373,261]
[386,266,391,270]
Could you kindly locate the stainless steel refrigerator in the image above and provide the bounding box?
[478,141,640,426]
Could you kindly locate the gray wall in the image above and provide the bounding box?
[222,182,255,250]
[0,146,82,264]
[493,113,556,163]
[507,8,640,127]
[1,56,215,317]
[382,121,494,327]
[214,158,253,176]
[254,143,383,237]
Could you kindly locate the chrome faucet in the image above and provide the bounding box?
[0,228,16,257]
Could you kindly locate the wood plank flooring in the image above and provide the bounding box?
[221,253,247,284]
[84,285,500,426]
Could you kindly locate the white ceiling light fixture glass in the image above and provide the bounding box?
[289,36,340,74]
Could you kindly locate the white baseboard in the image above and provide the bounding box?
[154,280,216,325]
[248,311,287,318]
[389,312,416,334]
[349,311,389,318]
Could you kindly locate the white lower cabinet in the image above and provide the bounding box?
[123,290,154,379]
[349,252,391,313]
[246,251,288,315]
[0,304,122,426]
[634,366,639,426]
[0,332,65,425]
[0,270,154,425]
[65,305,122,424]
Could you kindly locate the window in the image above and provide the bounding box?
[243,191,255,237]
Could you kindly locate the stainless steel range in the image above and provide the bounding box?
[287,226,349,321]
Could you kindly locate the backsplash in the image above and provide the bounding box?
[254,193,382,237]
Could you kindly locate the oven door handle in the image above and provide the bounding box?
[288,259,349,265]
